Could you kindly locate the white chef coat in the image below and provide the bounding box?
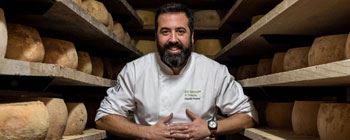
[95,52,257,125]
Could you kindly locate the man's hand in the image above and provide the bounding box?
[145,113,174,140]
[169,109,211,140]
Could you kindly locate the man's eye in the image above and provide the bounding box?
[160,30,170,35]
[178,30,185,35]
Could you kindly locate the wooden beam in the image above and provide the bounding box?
[62,129,107,140]
[0,58,113,87]
[243,128,319,140]
[215,0,350,61]
[239,59,350,87]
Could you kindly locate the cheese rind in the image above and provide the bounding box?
[0,101,49,140]
[308,34,350,66]
[6,24,45,62]
[42,37,78,69]
[63,103,88,136]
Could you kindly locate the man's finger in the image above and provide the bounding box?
[159,113,173,123]
[170,133,191,139]
[186,109,198,121]
[169,124,189,131]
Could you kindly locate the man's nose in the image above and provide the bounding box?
[169,31,179,43]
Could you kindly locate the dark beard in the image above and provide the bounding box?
[157,39,192,68]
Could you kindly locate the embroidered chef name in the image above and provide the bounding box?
[184,90,202,100]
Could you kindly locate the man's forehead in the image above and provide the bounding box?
[157,12,189,28]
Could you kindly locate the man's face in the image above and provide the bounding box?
[156,12,193,68]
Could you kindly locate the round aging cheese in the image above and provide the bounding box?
[42,37,78,69]
[194,10,220,27]
[63,103,88,136]
[266,102,294,129]
[284,46,310,71]
[292,101,321,136]
[136,9,155,26]
[6,24,45,62]
[257,58,272,76]
[317,103,350,140]
[0,101,49,140]
[90,56,104,77]
[136,40,156,55]
[38,98,68,140]
[112,22,125,43]
[194,39,221,57]
[271,52,286,73]
[0,8,7,59]
[236,64,257,80]
[77,51,92,74]
[308,34,350,66]
[81,0,109,25]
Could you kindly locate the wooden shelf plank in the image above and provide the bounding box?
[219,0,282,30]
[6,0,141,57]
[215,0,350,61]
[0,58,114,87]
[62,129,107,140]
[243,128,319,140]
[239,59,350,87]
[100,0,143,28]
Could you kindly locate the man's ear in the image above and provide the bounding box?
[191,32,194,44]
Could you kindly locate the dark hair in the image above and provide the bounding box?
[155,2,194,35]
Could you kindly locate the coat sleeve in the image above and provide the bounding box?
[95,63,136,121]
[215,65,258,122]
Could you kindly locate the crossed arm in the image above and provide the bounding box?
[96,109,254,140]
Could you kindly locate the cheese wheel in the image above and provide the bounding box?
[271,52,286,73]
[231,32,240,41]
[39,98,68,140]
[103,58,124,79]
[257,58,272,76]
[130,39,136,48]
[42,37,78,69]
[194,10,220,27]
[63,103,88,136]
[292,101,321,136]
[0,101,49,140]
[194,39,221,56]
[0,8,7,59]
[251,15,264,25]
[90,56,104,77]
[236,64,257,80]
[77,51,92,74]
[284,47,310,71]
[308,34,350,66]
[266,102,294,129]
[136,40,156,54]
[6,24,45,62]
[107,13,114,30]
[112,22,125,43]
[72,0,82,6]
[81,0,109,25]
[136,10,155,26]
[124,32,131,47]
[317,103,350,140]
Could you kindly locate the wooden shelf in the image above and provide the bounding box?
[0,58,114,87]
[215,0,350,62]
[3,0,142,57]
[219,0,282,31]
[62,129,107,140]
[243,128,319,140]
[239,59,350,87]
[100,0,143,29]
